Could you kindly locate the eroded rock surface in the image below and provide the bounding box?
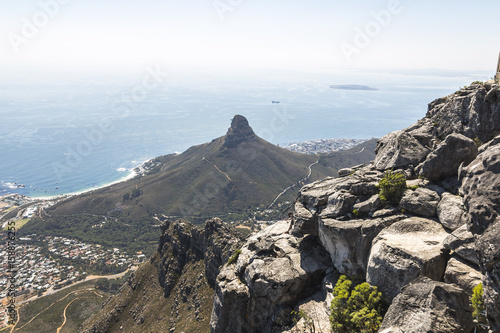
[437,192,466,231]
[418,133,478,180]
[379,277,474,333]
[210,221,332,333]
[318,214,404,277]
[444,256,482,294]
[366,217,449,302]
[399,187,441,217]
[461,140,500,330]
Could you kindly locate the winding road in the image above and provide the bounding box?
[266,160,319,210]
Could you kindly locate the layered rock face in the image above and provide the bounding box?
[211,221,332,333]
[83,217,242,333]
[460,139,500,330]
[158,217,243,295]
[211,81,500,332]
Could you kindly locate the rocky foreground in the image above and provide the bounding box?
[84,80,500,333]
[211,80,500,332]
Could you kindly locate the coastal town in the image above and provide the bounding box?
[282,137,373,154]
[0,137,374,329]
[0,193,145,330]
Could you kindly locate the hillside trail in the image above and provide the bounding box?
[11,289,101,332]
[56,291,102,333]
[266,160,319,210]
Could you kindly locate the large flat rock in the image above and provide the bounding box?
[318,215,404,277]
[379,277,474,333]
[366,217,450,302]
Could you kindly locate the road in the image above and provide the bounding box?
[17,267,134,306]
[266,160,319,210]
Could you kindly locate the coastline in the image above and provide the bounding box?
[28,169,139,201]
[25,157,157,201]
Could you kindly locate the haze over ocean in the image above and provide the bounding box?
[0,67,489,197]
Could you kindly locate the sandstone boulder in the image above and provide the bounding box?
[444,256,482,294]
[443,224,478,266]
[437,192,466,231]
[379,277,474,333]
[293,166,382,235]
[399,188,440,217]
[366,217,449,302]
[374,130,431,170]
[318,214,404,277]
[211,221,332,333]
[352,194,381,214]
[419,133,478,180]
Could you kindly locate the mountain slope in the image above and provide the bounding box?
[45,115,336,219]
[22,116,376,254]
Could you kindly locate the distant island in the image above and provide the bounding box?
[329,85,379,91]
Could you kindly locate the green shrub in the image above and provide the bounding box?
[378,171,407,205]
[330,275,383,333]
[352,209,360,217]
[474,137,483,148]
[471,283,487,327]
[227,249,241,265]
[407,185,419,191]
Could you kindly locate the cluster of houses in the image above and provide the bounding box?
[0,236,146,322]
[283,138,371,155]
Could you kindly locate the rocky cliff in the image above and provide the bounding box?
[82,217,242,333]
[210,80,500,332]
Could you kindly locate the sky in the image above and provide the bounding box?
[0,0,499,73]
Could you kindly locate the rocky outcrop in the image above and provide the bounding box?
[427,83,500,143]
[208,82,500,332]
[366,217,450,302]
[318,214,404,277]
[210,221,331,333]
[293,166,382,236]
[418,133,478,180]
[379,277,474,333]
[461,139,500,330]
[373,125,432,170]
[158,217,243,296]
[444,256,482,294]
[437,192,466,231]
[399,187,441,217]
[443,224,478,266]
[83,217,243,333]
[223,114,257,148]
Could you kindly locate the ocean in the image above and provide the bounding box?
[0,67,489,198]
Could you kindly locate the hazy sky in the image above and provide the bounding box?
[1,0,499,73]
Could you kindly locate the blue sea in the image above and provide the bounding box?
[0,67,489,198]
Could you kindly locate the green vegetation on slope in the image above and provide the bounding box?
[330,275,385,333]
[13,280,112,333]
[378,170,407,205]
[81,252,214,333]
[21,213,159,255]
